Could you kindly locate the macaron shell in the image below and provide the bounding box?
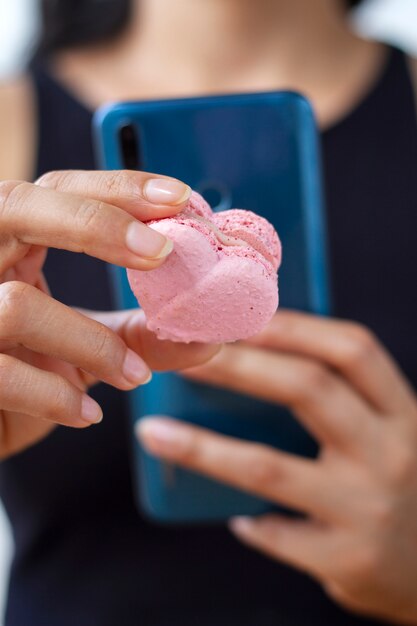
[213,209,282,271]
[127,221,219,318]
[144,255,278,343]
[127,191,280,344]
[184,192,214,218]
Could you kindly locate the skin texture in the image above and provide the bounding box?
[139,312,417,624]
[0,0,416,621]
[0,170,218,458]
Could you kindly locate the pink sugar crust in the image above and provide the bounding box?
[183,192,214,219]
[213,210,281,271]
[147,194,282,272]
[127,192,281,343]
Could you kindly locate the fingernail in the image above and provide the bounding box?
[126,222,174,259]
[123,349,152,385]
[229,517,254,534]
[136,418,191,456]
[81,395,103,424]
[142,372,153,385]
[144,179,191,206]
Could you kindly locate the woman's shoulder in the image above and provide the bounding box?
[0,74,36,181]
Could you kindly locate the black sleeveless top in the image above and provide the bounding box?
[1,47,416,626]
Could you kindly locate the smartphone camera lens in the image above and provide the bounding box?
[119,123,140,169]
[197,180,232,212]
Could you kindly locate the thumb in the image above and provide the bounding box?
[83,308,221,372]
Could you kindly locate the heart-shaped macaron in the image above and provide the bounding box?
[127,192,281,343]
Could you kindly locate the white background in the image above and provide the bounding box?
[0,0,417,623]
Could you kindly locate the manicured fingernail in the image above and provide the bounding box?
[123,349,152,385]
[81,395,103,424]
[126,222,174,259]
[136,418,191,456]
[229,517,255,534]
[144,179,191,206]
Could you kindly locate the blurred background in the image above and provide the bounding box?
[0,0,417,622]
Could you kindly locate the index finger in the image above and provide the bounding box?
[0,178,186,271]
[88,309,221,372]
[36,169,191,220]
[137,417,330,519]
[247,311,416,415]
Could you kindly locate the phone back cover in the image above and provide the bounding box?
[94,92,330,522]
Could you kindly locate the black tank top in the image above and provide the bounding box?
[1,47,416,626]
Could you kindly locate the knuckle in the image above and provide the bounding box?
[247,447,281,489]
[89,324,121,365]
[0,281,30,336]
[303,364,331,391]
[386,443,417,487]
[0,180,27,217]
[342,324,377,369]
[102,170,136,198]
[173,430,200,464]
[293,364,333,407]
[44,380,76,421]
[73,199,103,232]
[369,496,396,529]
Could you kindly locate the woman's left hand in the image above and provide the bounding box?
[138,311,417,624]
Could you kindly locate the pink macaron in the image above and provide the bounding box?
[127,192,281,343]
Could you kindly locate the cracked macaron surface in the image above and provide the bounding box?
[127,192,281,343]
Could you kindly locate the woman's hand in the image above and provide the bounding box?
[0,170,218,459]
[138,311,417,624]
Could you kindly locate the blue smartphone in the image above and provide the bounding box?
[93,91,330,523]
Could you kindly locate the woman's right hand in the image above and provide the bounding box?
[0,169,199,459]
